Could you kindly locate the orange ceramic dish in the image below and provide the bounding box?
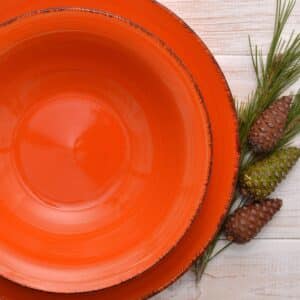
[0,1,239,299]
[0,7,212,293]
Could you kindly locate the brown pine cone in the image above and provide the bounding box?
[249,96,292,153]
[224,199,282,244]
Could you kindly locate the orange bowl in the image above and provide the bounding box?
[0,8,211,293]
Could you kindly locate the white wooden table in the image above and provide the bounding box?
[152,1,300,299]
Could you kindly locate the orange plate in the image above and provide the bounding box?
[0,7,212,294]
[0,1,239,299]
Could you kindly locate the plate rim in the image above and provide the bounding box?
[143,2,239,298]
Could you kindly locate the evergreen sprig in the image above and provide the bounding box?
[194,0,300,282]
[238,0,300,168]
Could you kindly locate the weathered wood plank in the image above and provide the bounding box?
[200,240,300,300]
[159,0,300,56]
[215,55,299,100]
[153,241,300,300]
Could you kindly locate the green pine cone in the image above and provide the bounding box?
[240,147,300,200]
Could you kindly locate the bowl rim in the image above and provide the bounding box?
[0,6,213,294]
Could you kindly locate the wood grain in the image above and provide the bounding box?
[152,0,300,299]
[159,0,300,56]
[155,241,300,300]
[215,55,299,100]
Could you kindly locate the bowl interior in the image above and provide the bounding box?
[0,8,211,292]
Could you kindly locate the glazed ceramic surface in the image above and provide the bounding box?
[0,8,211,293]
[0,1,239,299]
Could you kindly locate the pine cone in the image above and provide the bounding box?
[249,96,292,153]
[240,147,300,200]
[224,199,282,244]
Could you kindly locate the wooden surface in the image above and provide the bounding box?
[152,1,300,299]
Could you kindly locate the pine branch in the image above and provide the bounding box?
[194,0,300,282]
[238,0,299,168]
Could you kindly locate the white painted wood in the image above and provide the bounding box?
[215,55,300,100]
[158,0,300,56]
[152,0,300,299]
[201,241,300,300]
[154,241,300,300]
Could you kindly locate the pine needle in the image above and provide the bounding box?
[278,92,300,147]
